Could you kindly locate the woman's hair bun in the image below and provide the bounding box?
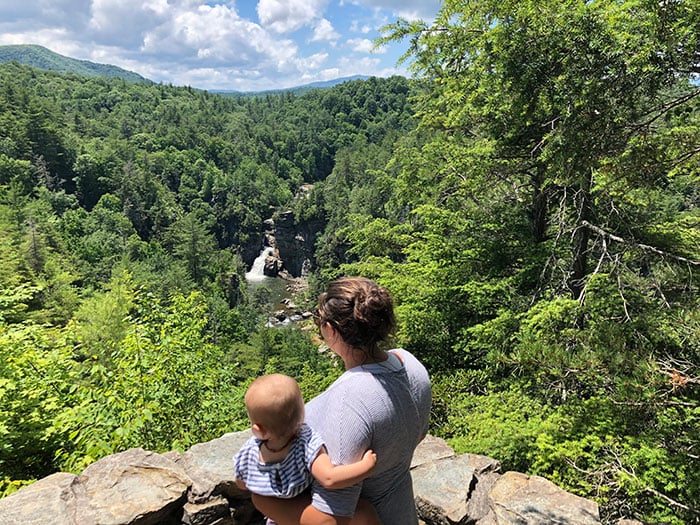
[320,277,396,354]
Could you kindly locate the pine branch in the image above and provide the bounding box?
[644,486,700,515]
[581,220,700,267]
[632,88,700,129]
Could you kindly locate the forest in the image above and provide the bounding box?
[1,0,698,523]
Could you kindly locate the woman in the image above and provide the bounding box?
[252,277,432,525]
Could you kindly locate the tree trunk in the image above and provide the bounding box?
[568,180,593,300]
[531,166,548,243]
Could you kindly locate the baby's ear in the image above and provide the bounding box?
[252,422,268,439]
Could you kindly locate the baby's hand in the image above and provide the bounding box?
[362,449,377,468]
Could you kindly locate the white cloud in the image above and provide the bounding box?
[88,0,164,47]
[350,21,372,34]
[347,38,377,54]
[318,67,341,80]
[0,28,71,51]
[311,18,339,43]
[343,0,440,21]
[133,3,315,88]
[337,55,402,78]
[140,5,299,67]
[338,55,380,71]
[0,0,436,91]
[142,0,175,17]
[0,1,91,40]
[257,0,329,34]
[297,52,328,70]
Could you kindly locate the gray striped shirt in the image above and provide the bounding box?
[305,349,432,524]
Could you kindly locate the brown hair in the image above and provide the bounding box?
[244,374,305,440]
[316,277,396,358]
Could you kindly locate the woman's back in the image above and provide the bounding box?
[306,349,431,524]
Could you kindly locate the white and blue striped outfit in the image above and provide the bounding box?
[233,423,325,498]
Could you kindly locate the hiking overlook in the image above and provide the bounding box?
[1,2,698,522]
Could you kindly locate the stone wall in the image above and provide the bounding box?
[0,432,637,525]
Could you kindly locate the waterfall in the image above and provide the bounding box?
[245,247,273,282]
[244,245,303,327]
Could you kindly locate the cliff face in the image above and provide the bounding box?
[272,211,324,278]
[0,432,628,525]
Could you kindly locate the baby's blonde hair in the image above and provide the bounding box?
[245,374,305,440]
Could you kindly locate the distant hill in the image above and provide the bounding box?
[0,44,372,94]
[212,75,373,97]
[0,44,150,83]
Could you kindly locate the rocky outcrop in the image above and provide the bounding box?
[0,433,254,525]
[273,211,324,277]
[246,213,322,279]
[262,252,284,278]
[0,433,634,525]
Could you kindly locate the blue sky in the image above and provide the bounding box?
[0,0,441,91]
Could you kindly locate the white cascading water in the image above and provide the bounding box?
[244,246,300,327]
[245,246,273,282]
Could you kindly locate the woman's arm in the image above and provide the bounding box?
[248,445,373,524]
[311,449,376,490]
[251,493,351,525]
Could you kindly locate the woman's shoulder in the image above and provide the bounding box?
[306,368,377,411]
[390,348,427,371]
[391,348,431,388]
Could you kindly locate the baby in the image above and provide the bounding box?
[234,374,379,524]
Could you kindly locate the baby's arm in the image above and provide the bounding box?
[310,447,377,490]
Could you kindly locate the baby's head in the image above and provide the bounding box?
[244,373,305,443]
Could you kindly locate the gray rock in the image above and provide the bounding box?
[172,431,251,502]
[273,211,324,277]
[460,454,501,476]
[79,447,191,525]
[488,471,600,524]
[0,472,81,525]
[412,455,478,524]
[463,455,501,523]
[182,496,233,525]
[263,252,284,277]
[0,435,606,525]
[411,434,456,469]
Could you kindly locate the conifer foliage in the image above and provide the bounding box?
[365,1,699,522]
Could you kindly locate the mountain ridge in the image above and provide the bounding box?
[0,44,373,94]
[210,75,372,97]
[0,44,150,83]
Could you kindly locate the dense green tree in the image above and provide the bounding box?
[0,322,77,483]
[383,0,699,296]
[370,0,700,521]
[59,193,136,285]
[166,210,217,284]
